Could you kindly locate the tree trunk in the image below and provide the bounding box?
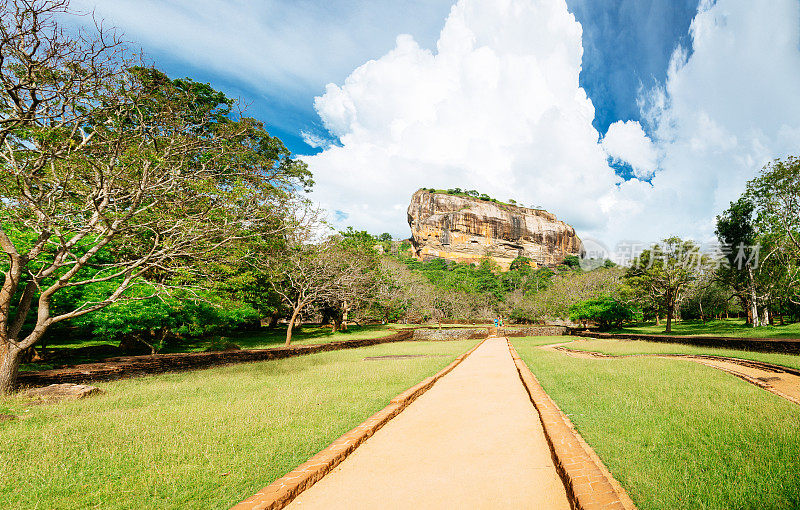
[655,315,660,326]
[747,266,760,327]
[666,299,674,333]
[268,312,280,329]
[0,343,23,395]
[699,299,705,322]
[762,306,770,327]
[285,306,303,347]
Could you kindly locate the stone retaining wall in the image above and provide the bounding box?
[569,330,800,354]
[17,331,413,389]
[504,326,567,337]
[411,328,489,341]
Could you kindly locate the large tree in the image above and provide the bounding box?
[746,157,800,258]
[624,238,705,333]
[715,197,762,326]
[271,234,378,346]
[745,156,800,309]
[0,1,309,392]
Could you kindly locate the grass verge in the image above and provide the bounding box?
[1,339,477,510]
[612,318,800,338]
[22,324,397,371]
[565,338,800,371]
[513,337,800,510]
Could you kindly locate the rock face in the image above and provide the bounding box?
[407,189,582,270]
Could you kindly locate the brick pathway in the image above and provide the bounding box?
[286,337,571,509]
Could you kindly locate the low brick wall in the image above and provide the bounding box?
[17,331,413,389]
[411,328,489,341]
[569,330,800,354]
[504,326,567,337]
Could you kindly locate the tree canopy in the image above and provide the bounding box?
[0,0,310,392]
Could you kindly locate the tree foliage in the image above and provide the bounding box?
[270,232,378,345]
[0,1,309,392]
[624,238,707,333]
[569,295,638,331]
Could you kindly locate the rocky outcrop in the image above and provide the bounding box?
[24,383,103,402]
[407,189,582,270]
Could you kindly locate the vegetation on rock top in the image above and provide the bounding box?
[419,187,544,209]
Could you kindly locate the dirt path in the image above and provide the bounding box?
[286,337,571,509]
[545,342,800,405]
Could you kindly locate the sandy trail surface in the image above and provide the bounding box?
[287,337,571,510]
[547,342,800,405]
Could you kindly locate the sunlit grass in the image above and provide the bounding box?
[46,324,396,351]
[23,324,399,371]
[513,337,800,510]
[1,340,477,510]
[613,318,800,338]
[566,338,800,371]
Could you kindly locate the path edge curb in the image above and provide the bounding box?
[507,340,638,510]
[231,338,487,510]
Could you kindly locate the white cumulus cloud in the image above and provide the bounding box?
[304,0,800,250]
[300,130,334,150]
[601,120,657,179]
[304,0,620,237]
[616,0,800,245]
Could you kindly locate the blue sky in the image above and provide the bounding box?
[568,0,697,134]
[70,0,456,155]
[75,0,696,156]
[70,0,800,246]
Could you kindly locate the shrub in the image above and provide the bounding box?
[563,255,581,269]
[569,295,639,330]
[509,255,532,272]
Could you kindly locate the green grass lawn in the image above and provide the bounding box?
[565,338,800,371]
[22,324,398,372]
[174,324,397,351]
[512,335,571,346]
[1,339,478,510]
[513,337,800,510]
[45,324,396,351]
[612,318,800,338]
